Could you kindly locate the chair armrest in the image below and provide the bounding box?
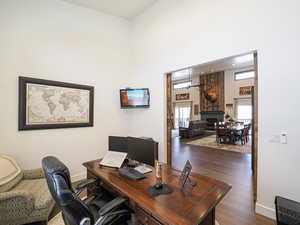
[95,209,130,225]
[23,168,44,179]
[0,191,34,219]
[98,196,127,216]
[75,178,99,196]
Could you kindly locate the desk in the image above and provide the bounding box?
[83,160,231,225]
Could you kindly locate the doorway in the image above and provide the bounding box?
[166,52,258,202]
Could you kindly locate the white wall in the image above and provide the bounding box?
[225,67,254,118]
[128,0,300,219]
[172,88,200,121]
[1,0,300,220]
[172,73,200,121]
[0,0,131,179]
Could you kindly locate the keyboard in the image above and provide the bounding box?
[118,168,146,181]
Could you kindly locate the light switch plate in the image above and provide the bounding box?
[280,132,287,144]
[270,135,280,143]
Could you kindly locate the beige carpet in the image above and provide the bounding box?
[48,212,63,225]
[187,134,251,154]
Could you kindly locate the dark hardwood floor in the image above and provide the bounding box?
[172,136,275,225]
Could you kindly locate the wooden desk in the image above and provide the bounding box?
[83,160,231,225]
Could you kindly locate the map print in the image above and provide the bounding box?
[26,83,90,125]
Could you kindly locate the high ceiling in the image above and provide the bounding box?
[173,53,254,81]
[61,0,157,20]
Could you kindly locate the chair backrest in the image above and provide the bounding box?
[216,127,230,136]
[244,125,250,136]
[42,156,94,225]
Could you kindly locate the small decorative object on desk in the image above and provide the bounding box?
[148,161,173,197]
[179,160,197,188]
[155,160,163,179]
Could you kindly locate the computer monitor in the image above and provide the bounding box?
[108,136,128,153]
[127,137,158,166]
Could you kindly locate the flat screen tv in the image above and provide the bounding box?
[120,88,150,108]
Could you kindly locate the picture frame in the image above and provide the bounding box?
[239,86,253,96]
[19,76,94,131]
[176,93,190,101]
[179,160,193,188]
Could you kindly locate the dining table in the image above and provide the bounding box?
[217,122,248,144]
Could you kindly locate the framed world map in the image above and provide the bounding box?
[19,77,94,130]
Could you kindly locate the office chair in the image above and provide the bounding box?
[42,156,132,225]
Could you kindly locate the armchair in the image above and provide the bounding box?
[0,155,55,225]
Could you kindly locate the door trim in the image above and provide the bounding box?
[253,52,258,202]
[166,73,173,166]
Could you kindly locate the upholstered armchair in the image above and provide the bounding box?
[0,155,55,225]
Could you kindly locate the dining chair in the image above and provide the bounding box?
[216,127,231,144]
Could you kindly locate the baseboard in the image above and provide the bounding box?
[255,202,276,220]
[71,171,86,182]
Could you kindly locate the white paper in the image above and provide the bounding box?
[134,165,153,174]
[100,151,127,168]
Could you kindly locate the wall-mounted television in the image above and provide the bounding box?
[120,88,150,108]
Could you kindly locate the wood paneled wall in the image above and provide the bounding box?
[200,71,225,112]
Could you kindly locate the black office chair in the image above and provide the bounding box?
[42,156,132,225]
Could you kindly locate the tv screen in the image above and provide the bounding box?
[120,88,150,108]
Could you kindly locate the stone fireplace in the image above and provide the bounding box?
[201,111,225,129]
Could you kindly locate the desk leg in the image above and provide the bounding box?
[199,208,215,225]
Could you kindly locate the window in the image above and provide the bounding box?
[235,70,255,80]
[173,81,191,89]
[237,105,252,121]
[173,69,192,80]
[174,103,191,128]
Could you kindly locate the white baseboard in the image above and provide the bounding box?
[71,171,86,182]
[255,202,276,220]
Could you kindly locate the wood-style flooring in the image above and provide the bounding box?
[172,136,275,225]
[31,136,275,225]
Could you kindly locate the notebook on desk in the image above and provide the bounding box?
[99,151,127,168]
[134,165,152,174]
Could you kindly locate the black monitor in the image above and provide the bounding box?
[127,137,158,166]
[108,136,128,153]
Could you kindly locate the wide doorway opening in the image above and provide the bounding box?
[165,52,272,225]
